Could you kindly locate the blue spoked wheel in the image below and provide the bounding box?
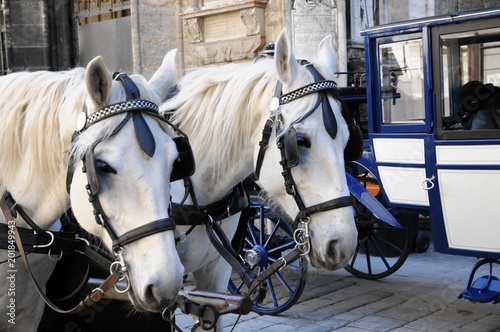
[228,199,307,315]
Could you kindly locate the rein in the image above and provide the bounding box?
[0,192,120,314]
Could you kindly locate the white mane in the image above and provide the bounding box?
[0,69,86,204]
[161,59,317,184]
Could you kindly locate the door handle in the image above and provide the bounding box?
[421,175,435,190]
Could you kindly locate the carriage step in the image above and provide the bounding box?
[458,259,500,304]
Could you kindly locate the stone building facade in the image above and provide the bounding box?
[133,0,500,83]
[2,0,500,81]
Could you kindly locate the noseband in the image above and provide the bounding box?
[254,63,357,254]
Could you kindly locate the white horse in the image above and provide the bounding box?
[0,51,185,332]
[161,30,358,330]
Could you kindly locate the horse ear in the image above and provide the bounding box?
[85,56,112,107]
[275,29,301,86]
[314,35,336,79]
[148,49,178,103]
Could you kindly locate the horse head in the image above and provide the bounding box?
[69,51,185,312]
[256,29,358,270]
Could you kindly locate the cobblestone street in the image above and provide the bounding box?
[175,245,500,331]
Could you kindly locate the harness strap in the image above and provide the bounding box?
[0,193,113,272]
[170,183,249,226]
[0,194,120,314]
[3,193,47,236]
[253,117,274,180]
[247,248,301,295]
[0,223,85,253]
[171,183,251,285]
[205,218,255,287]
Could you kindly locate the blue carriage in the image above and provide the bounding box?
[351,7,500,303]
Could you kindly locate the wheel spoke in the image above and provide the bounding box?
[363,240,373,274]
[274,271,294,295]
[372,232,405,255]
[267,240,295,256]
[247,221,259,245]
[228,199,307,314]
[263,219,283,248]
[368,236,392,269]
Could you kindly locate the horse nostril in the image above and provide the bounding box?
[144,284,175,310]
[145,284,158,303]
[145,284,163,306]
[327,240,339,261]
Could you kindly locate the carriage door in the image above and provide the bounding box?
[430,19,500,258]
[73,1,132,72]
[367,31,433,211]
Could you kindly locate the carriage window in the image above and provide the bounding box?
[378,37,424,124]
[441,27,500,131]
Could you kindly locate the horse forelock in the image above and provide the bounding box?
[68,114,129,167]
[161,61,285,183]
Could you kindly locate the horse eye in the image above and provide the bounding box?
[95,160,117,174]
[297,134,311,148]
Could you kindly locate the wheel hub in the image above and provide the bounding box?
[245,245,268,268]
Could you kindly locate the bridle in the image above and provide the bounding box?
[254,62,362,255]
[0,72,195,315]
[68,72,195,289]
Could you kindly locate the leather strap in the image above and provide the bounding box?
[247,248,302,296]
[294,196,355,228]
[253,117,274,180]
[3,193,47,236]
[205,219,255,288]
[0,223,85,253]
[0,197,113,273]
[112,217,176,251]
[1,196,119,314]
[170,183,249,226]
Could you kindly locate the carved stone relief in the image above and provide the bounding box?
[181,0,268,64]
[192,35,264,65]
[184,17,203,43]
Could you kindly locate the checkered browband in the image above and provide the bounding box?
[279,80,338,105]
[82,99,159,130]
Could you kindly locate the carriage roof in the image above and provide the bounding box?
[361,7,500,36]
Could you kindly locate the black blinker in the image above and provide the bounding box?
[84,149,100,195]
[283,127,299,168]
[171,136,196,181]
